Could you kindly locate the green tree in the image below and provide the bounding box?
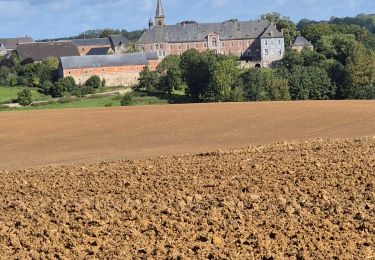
[120,93,133,106]
[288,65,335,100]
[157,55,183,93]
[344,44,375,99]
[51,76,76,97]
[85,75,101,89]
[17,88,32,106]
[137,66,159,93]
[42,57,59,71]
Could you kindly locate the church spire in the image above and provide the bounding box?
[156,0,164,18]
[155,0,165,26]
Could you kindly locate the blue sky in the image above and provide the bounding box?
[0,0,374,39]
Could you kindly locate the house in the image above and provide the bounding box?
[138,0,285,67]
[0,44,7,56]
[109,36,129,54]
[292,36,313,52]
[72,38,112,56]
[16,41,80,61]
[59,52,160,86]
[0,37,34,54]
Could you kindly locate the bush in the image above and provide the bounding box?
[71,85,96,97]
[104,102,113,107]
[58,96,79,104]
[17,88,32,106]
[85,75,102,89]
[120,93,133,106]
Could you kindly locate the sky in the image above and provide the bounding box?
[0,0,374,39]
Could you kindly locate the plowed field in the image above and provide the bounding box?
[0,101,375,258]
[0,138,374,258]
[1,101,375,170]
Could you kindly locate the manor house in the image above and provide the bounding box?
[138,0,285,67]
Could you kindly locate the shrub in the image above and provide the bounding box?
[58,96,79,104]
[104,102,113,107]
[17,88,32,106]
[85,75,102,89]
[120,93,133,106]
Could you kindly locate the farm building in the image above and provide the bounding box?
[59,52,160,86]
[292,36,314,52]
[0,37,34,55]
[16,41,80,61]
[72,36,129,56]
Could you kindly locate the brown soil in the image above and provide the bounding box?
[1,101,375,170]
[0,138,374,259]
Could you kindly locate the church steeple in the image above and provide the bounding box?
[149,17,154,28]
[155,0,165,27]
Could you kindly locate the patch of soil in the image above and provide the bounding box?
[0,138,374,258]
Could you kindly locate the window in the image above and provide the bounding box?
[264,49,269,56]
[178,45,181,50]
[150,45,153,50]
[204,43,207,48]
[238,42,242,47]
[187,43,190,49]
[265,40,268,45]
[278,39,281,45]
[221,42,224,47]
[170,45,173,50]
[163,51,166,56]
[271,49,274,55]
[278,49,282,55]
[160,44,163,49]
[156,44,159,49]
[231,42,234,47]
[211,37,217,47]
[159,51,162,56]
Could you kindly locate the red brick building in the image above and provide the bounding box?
[138,0,285,67]
[60,52,159,86]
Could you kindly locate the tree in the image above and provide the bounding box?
[137,66,159,93]
[51,77,76,97]
[157,55,183,93]
[99,28,121,38]
[344,44,375,99]
[205,57,238,101]
[288,65,335,100]
[17,88,32,106]
[85,75,101,89]
[43,57,59,71]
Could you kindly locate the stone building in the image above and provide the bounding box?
[292,36,313,52]
[72,38,112,56]
[59,52,159,86]
[138,0,285,67]
[0,37,34,55]
[72,36,129,56]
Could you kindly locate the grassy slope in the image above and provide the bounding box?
[0,92,178,111]
[0,87,48,104]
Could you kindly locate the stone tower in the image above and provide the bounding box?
[155,0,165,27]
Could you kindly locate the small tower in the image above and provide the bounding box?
[155,0,165,27]
[149,17,154,28]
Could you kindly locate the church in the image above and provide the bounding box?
[138,0,285,67]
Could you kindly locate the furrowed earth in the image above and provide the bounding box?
[0,101,374,258]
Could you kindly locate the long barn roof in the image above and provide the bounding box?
[138,20,283,44]
[61,52,159,69]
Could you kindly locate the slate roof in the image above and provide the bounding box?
[292,36,313,47]
[156,0,164,17]
[16,41,80,61]
[0,44,6,51]
[86,47,111,55]
[109,36,129,47]
[260,23,284,38]
[61,52,159,69]
[138,20,283,44]
[0,37,34,50]
[72,38,111,46]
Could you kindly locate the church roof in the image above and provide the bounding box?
[292,36,313,47]
[61,52,159,69]
[138,20,283,44]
